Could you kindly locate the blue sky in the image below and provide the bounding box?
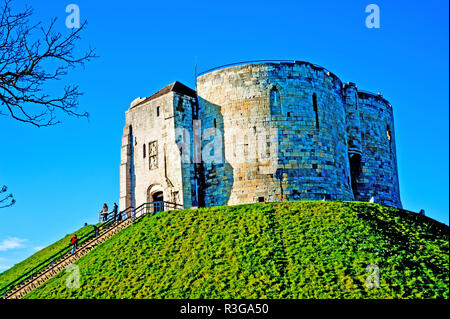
[0,0,448,272]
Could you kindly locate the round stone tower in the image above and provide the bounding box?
[196,62,354,206]
[121,60,402,210]
[355,91,402,208]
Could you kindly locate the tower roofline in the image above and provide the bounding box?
[357,90,391,106]
[197,60,343,89]
[130,81,196,110]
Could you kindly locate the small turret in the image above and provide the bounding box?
[344,82,363,200]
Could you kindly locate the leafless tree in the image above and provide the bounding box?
[0,0,96,208]
[0,185,14,208]
[0,0,96,127]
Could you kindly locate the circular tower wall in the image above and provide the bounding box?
[356,92,402,207]
[196,62,354,206]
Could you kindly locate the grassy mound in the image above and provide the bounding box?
[17,201,449,299]
[0,224,94,289]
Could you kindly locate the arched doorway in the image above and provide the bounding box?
[147,184,164,212]
[152,191,163,202]
[152,191,164,212]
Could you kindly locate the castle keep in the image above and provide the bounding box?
[120,61,402,210]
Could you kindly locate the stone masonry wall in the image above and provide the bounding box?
[120,61,402,210]
[120,92,184,211]
[173,92,197,208]
[197,62,354,206]
[356,92,402,207]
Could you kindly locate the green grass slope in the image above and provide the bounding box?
[23,201,449,299]
[0,224,94,289]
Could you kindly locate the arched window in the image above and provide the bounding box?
[349,153,362,198]
[270,87,280,106]
[270,86,281,116]
[386,124,392,151]
[176,98,184,112]
[312,93,319,129]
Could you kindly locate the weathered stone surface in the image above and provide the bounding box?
[120,62,402,210]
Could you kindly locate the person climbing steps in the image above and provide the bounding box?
[70,234,79,255]
[99,203,109,222]
[113,202,118,223]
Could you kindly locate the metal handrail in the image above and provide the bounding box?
[0,230,95,297]
[132,201,184,221]
[0,201,183,299]
[0,205,134,298]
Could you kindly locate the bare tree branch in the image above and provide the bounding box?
[0,0,97,127]
[0,185,15,208]
[0,1,97,208]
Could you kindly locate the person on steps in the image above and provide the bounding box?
[70,234,79,255]
[113,202,118,222]
[100,203,109,222]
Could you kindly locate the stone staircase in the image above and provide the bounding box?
[2,201,183,299]
[5,218,133,299]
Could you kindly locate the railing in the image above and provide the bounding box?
[132,201,184,221]
[0,201,183,299]
[0,205,133,299]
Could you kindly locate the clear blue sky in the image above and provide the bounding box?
[0,0,448,272]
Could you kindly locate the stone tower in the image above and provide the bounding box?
[120,61,402,210]
[119,82,198,210]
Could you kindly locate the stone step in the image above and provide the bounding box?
[5,218,135,299]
